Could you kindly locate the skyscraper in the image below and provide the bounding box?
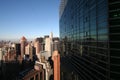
[60,0,120,80]
[20,36,27,58]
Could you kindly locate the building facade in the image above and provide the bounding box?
[60,0,120,80]
[20,36,27,58]
[0,48,3,61]
[15,43,21,58]
[34,41,41,54]
[52,50,60,80]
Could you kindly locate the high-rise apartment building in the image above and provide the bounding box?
[25,43,35,61]
[60,0,120,80]
[20,36,27,58]
[34,41,41,54]
[44,33,54,57]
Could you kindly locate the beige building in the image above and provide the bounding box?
[25,43,35,60]
[45,37,51,53]
[34,40,41,60]
[0,48,3,61]
[25,44,30,55]
[20,36,27,58]
[44,32,53,57]
[34,41,41,54]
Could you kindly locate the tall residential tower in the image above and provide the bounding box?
[20,36,27,58]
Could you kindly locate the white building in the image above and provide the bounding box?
[44,32,53,59]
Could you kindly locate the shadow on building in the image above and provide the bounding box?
[0,60,35,80]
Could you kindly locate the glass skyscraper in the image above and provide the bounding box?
[59,0,120,80]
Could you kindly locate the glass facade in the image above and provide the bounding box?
[109,0,120,79]
[60,0,120,80]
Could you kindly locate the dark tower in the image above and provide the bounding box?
[59,0,120,80]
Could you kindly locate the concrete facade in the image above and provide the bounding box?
[20,36,27,58]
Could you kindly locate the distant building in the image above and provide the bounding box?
[25,44,31,55]
[34,41,41,54]
[14,43,21,57]
[53,37,60,51]
[0,48,3,61]
[44,36,51,56]
[35,37,43,43]
[25,43,36,61]
[14,32,60,80]
[41,32,59,59]
[20,36,27,58]
[8,47,16,61]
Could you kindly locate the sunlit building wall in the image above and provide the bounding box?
[34,41,41,54]
[20,36,27,58]
[25,44,30,55]
[0,48,3,61]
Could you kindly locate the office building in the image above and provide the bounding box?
[60,0,120,80]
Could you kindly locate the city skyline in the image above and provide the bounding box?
[0,0,60,40]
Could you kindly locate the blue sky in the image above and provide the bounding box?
[0,0,60,40]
